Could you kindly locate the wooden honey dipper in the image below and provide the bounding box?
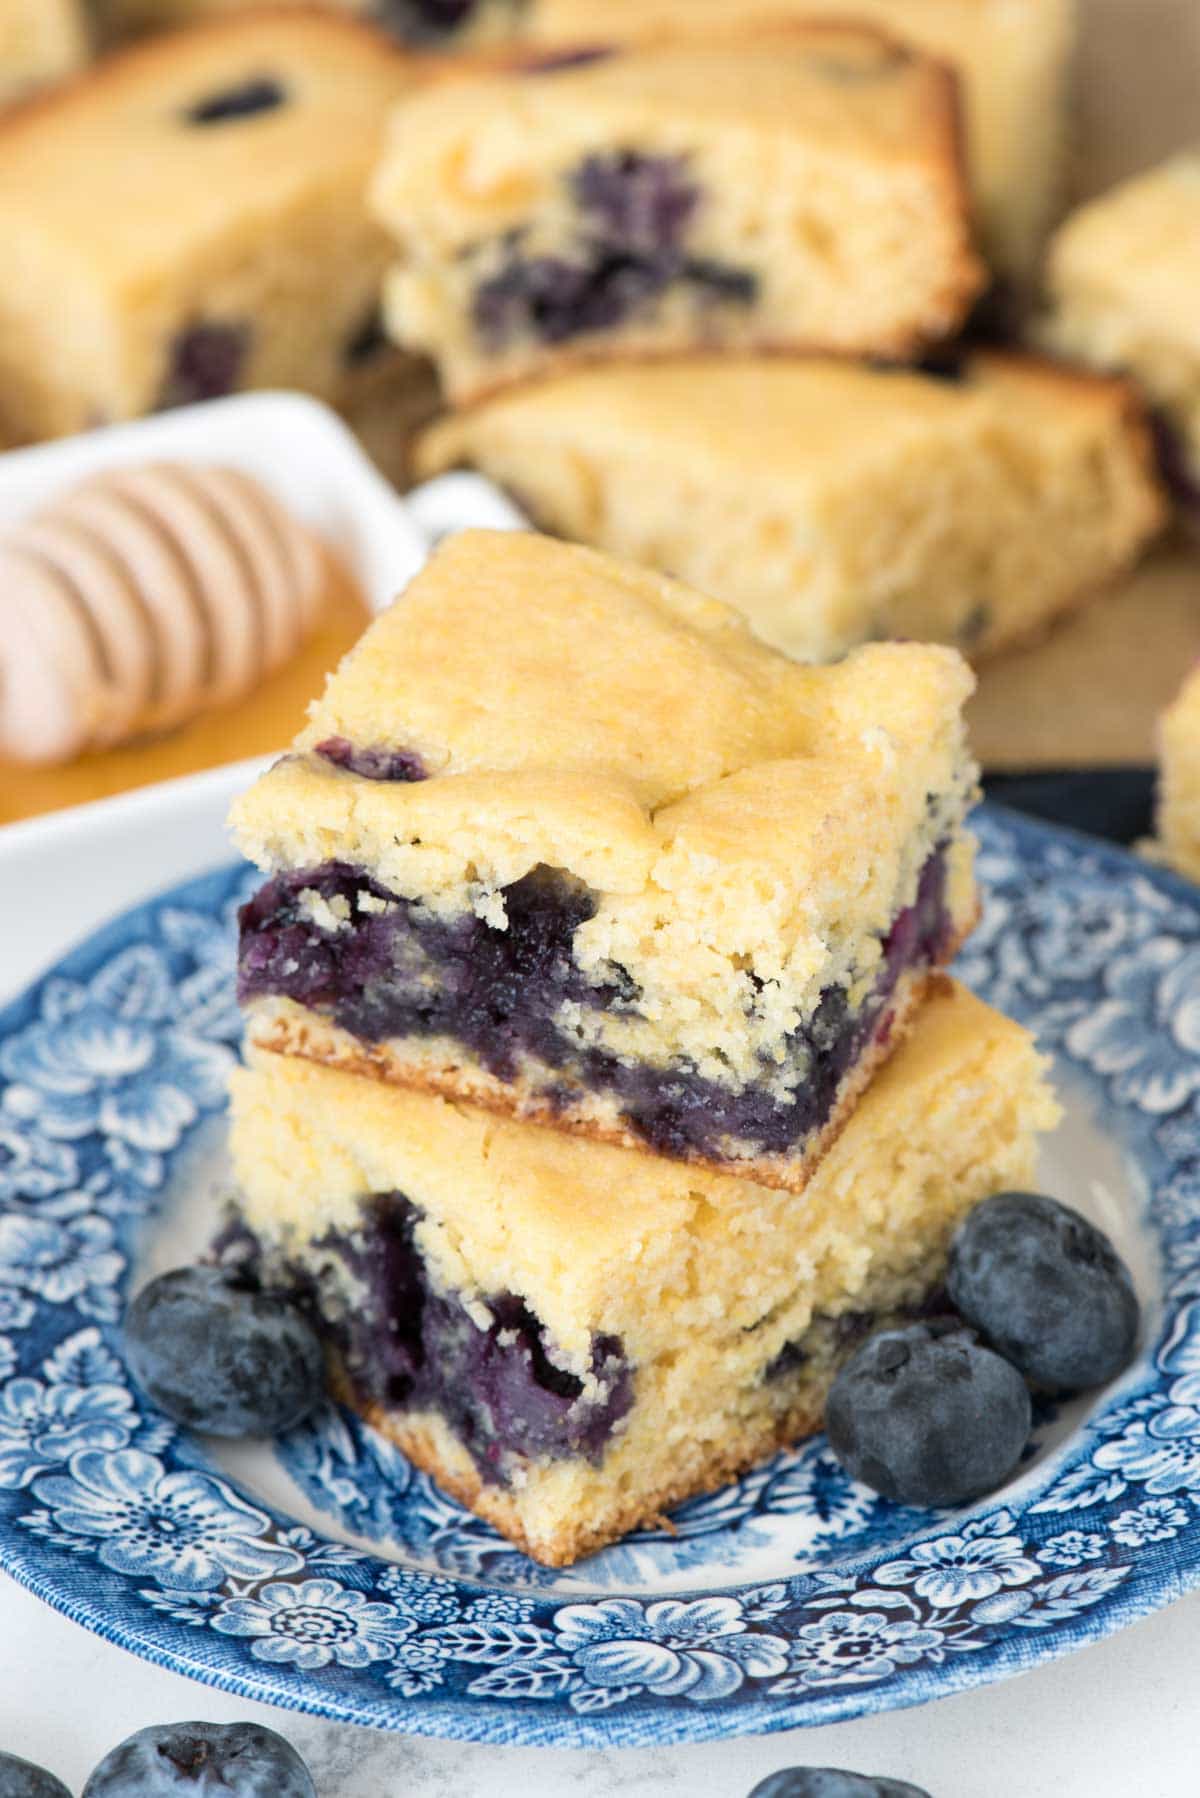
[0,462,326,765]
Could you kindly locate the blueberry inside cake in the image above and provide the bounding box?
[231,530,980,1192]
[227,980,1059,1565]
[369,23,983,403]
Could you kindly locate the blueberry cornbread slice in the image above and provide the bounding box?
[370,24,984,404]
[0,0,88,107]
[227,979,1059,1566]
[230,529,979,1192]
[419,353,1164,664]
[1043,153,1200,521]
[0,12,420,444]
[101,0,519,50]
[520,0,1075,286]
[1156,669,1200,884]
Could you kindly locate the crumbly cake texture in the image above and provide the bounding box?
[1157,668,1200,884]
[520,0,1075,283]
[0,11,422,444]
[231,530,979,1190]
[100,0,519,49]
[0,0,88,107]
[228,980,1060,1566]
[1043,152,1200,506]
[370,24,983,404]
[418,352,1165,664]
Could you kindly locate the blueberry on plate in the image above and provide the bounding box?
[0,1750,72,1798]
[748,1770,932,1797]
[825,1320,1031,1509]
[124,1264,324,1438]
[948,1191,1139,1393]
[83,1722,315,1797]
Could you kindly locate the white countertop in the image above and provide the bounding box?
[1,773,1197,1798]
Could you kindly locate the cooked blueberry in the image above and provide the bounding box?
[302,1191,633,1481]
[749,1772,931,1798]
[158,322,249,408]
[342,306,390,368]
[124,1265,325,1437]
[520,47,616,75]
[681,257,758,305]
[315,735,427,781]
[473,248,672,347]
[372,0,478,42]
[572,151,699,253]
[82,1722,315,1798]
[825,1321,1031,1508]
[0,1751,72,1798]
[185,77,287,125]
[948,1192,1140,1393]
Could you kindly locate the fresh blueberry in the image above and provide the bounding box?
[825,1320,1032,1508]
[184,78,287,125]
[0,1752,72,1798]
[158,322,249,409]
[83,1722,314,1797]
[748,1771,932,1797]
[948,1192,1140,1393]
[124,1265,325,1438]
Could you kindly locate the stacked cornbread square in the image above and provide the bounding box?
[227,530,1058,1564]
[231,530,980,1191]
[229,981,1058,1567]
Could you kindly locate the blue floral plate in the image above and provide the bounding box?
[2,804,1200,1748]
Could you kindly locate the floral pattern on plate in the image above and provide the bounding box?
[1,809,1200,1746]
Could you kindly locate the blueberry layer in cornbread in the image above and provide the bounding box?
[227,980,1059,1566]
[419,353,1164,664]
[1157,669,1200,884]
[0,0,88,107]
[0,12,420,444]
[370,24,983,404]
[101,0,519,50]
[521,0,1075,284]
[1043,153,1200,520]
[230,530,979,1192]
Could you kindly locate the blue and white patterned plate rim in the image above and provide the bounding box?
[1,803,1200,1749]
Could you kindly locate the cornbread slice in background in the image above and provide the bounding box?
[1043,151,1200,515]
[0,0,88,107]
[371,23,983,404]
[521,0,1076,285]
[231,529,979,1193]
[0,12,421,443]
[99,0,520,48]
[228,979,1060,1567]
[1156,668,1200,882]
[418,353,1164,664]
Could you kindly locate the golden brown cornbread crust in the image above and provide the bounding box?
[244,959,973,1196]
[352,1386,826,1568]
